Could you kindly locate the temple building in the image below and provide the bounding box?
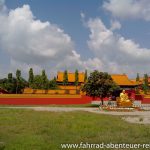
[23,72,137,96]
[56,71,85,85]
[111,74,137,90]
[56,72,137,89]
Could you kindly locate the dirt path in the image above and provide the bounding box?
[0,106,150,124]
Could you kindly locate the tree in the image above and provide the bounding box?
[15,70,27,93]
[41,70,49,89]
[82,70,120,105]
[135,73,140,94]
[0,72,26,94]
[53,77,57,81]
[143,74,149,94]
[16,69,21,94]
[74,69,79,86]
[7,73,15,93]
[0,74,16,93]
[8,73,13,82]
[136,73,140,82]
[63,70,68,86]
[32,75,43,89]
[84,69,88,82]
[74,69,79,93]
[16,70,21,80]
[49,78,58,89]
[28,68,34,88]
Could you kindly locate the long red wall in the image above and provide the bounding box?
[1,94,150,105]
[0,95,93,105]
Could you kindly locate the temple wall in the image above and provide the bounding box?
[58,85,81,90]
[23,88,81,95]
[0,95,91,105]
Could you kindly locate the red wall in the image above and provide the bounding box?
[1,93,150,105]
[125,90,135,99]
[142,98,150,104]
[134,94,150,104]
[0,95,93,105]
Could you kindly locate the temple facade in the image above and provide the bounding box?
[56,71,85,85]
[23,72,137,97]
[111,74,137,90]
[56,72,137,89]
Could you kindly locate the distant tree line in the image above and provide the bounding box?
[0,68,88,94]
[0,68,57,93]
[0,70,28,94]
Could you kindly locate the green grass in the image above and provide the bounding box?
[0,104,99,107]
[0,109,150,150]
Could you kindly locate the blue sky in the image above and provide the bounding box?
[5,0,105,59]
[1,0,150,79]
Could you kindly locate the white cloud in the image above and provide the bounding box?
[103,0,150,21]
[83,58,103,71]
[0,2,108,79]
[87,17,150,76]
[0,5,75,64]
[110,20,121,30]
[1,1,150,79]
[80,12,85,19]
[0,3,87,78]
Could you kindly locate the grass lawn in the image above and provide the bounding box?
[0,104,99,107]
[0,109,150,150]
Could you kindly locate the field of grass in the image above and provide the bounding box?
[0,104,99,107]
[0,109,150,150]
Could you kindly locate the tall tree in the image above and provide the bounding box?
[135,73,140,94]
[143,74,149,94]
[32,75,43,89]
[8,73,13,82]
[15,70,26,93]
[49,78,58,89]
[63,70,68,86]
[84,69,88,82]
[16,69,21,81]
[74,69,79,93]
[136,73,140,82]
[6,73,15,93]
[16,69,21,94]
[41,70,48,89]
[74,69,79,86]
[82,70,120,105]
[28,68,34,88]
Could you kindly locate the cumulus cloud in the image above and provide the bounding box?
[103,0,150,21]
[83,58,104,71]
[1,0,150,79]
[110,20,121,30]
[0,1,107,78]
[0,5,75,63]
[0,2,88,78]
[87,17,150,76]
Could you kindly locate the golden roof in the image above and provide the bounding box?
[111,74,137,86]
[57,71,85,82]
[56,72,137,86]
